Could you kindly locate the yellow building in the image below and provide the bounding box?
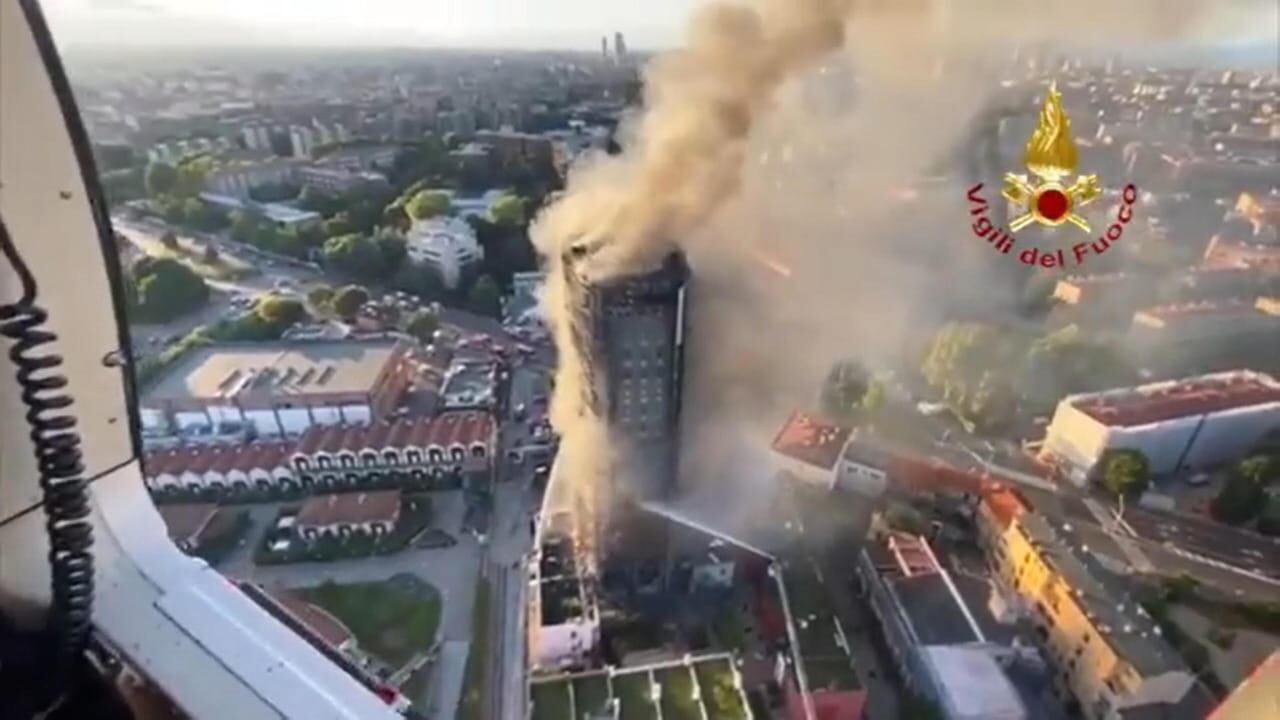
[980,503,1208,719]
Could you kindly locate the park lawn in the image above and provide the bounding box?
[572,674,610,716]
[530,681,572,720]
[614,672,657,720]
[298,580,440,668]
[657,666,701,720]
[457,577,491,720]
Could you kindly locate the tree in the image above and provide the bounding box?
[159,230,180,250]
[322,233,387,281]
[466,275,501,317]
[821,360,869,420]
[1236,455,1277,485]
[404,190,451,221]
[1096,449,1151,500]
[389,262,445,302]
[144,161,177,197]
[331,285,370,319]
[372,228,407,270]
[201,245,220,264]
[1257,495,1280,537]
[921,322,1024,430]
[306,285,335,312]
[405,309,439,343]
[862,380,886,414]
[129,257,208,323]
[254,294,307,328]
[1021,325,1136,411]
[489,193,527,227]
[1212,466,1267,525]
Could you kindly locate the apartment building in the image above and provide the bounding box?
[981,507,1209,719]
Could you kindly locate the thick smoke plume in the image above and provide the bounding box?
[532,0,1272,538]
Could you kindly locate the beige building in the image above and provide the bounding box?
[979,503,1208,719]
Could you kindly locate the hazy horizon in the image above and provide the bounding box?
[43,0,1280,62]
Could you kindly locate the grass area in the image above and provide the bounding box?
[297,579,439,668]
[530,681,572,720]
[657,667,701,720]
[613,672,657,720]
[695,660,748,720]
[457,576,491,720]
[572,674,610,716]
[399,663,431,710]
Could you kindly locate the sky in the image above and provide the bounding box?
[43,0,709,51]
[42,0,1278,57]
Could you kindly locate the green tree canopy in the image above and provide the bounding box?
[1236,455,1277,485]
[1212,463,1268,525]
[389,262,446,302]
[404,190,451,221]
[404,309,439,343]
[144,161,177,197]
[921,322,1024,431]
[306,284,335,312]
[1257,494,1280,537]
[331,285,370,319]
[1096,448,1151,500]
[322,233,387,281]
[201,245,219,264]
[298,185,342,216]
[254,294,307,327]
[820,360,869,420]
[489,193,527,226]
[129,257,208,323]
[1021,325,1137,410]
[466,275,502,317]
[160,230,179,250]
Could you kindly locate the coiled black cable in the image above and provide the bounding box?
[0,217,94,675]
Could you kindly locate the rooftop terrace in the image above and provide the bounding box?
[529,654,750,720]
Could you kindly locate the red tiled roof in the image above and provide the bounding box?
[1074,371,1280,427]
[296,490,401,528]
[294,412,496,455]
[770,411,852,470]
[981,486,1031,530]
[144,441,294,478]
[266,588,354,648]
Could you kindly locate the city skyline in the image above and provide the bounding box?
[44,0,703,52]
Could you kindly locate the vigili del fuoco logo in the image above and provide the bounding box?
[967,83,1138,268]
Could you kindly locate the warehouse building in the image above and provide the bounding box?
[1039,370,1280,482]
[140,339,416,444]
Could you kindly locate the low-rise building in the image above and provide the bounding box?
[1207,651,1280,720]
[290,411,496,491]
[1128,300,1280,359]
[1202,235,1280,271]
[155,503,220,551]
[530,512,600,671]
[856,530,1028,720]
[404,216,484,290]
[143,441,295,495]
[295,165,389,195]
[1039,370,1280,481]
[295,490,401,540]
[140,339,416,444]
[981,510,1210,719]
[440,357,500,410]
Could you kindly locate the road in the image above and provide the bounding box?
[1120,505,1280,581]
[114,216,326,360]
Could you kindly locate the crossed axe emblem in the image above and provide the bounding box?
[1002,172,1101,233]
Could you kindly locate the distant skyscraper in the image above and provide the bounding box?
[614,32,627,61]
[601,35,609,59]
[563,249,688,502]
